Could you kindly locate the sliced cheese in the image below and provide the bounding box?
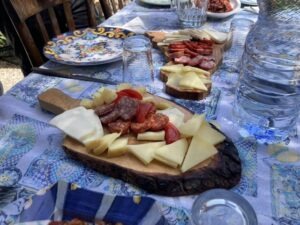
[158,108,185,128]
[179,72,207,91]
[128,142,166,165]
[203,29,228,44]
[181,66,210,76]
[116,83,132,91]
[137,131,165,141]
[161,64,184,73]
[49,107,97,143]
[179,114,205,137]
[154,138,188,168]
[92,91,105,106]
[93,133,121,155]
[196,121,226,145]
[80,98,94,109]
[107,137,129,157]
[102,88,117,104]
[166,73,183,87]
[181,136,218,173]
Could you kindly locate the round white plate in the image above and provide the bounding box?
[139,0,171,6]
[241,0,257,6]
[207,0,241,19]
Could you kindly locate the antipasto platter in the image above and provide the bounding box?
[146,29,229,100]
[39,85,241,196]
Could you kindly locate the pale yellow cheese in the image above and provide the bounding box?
[158,108,185,128]
[107,137,129,157]
[166,73,182,87]
[92,91,105,107]
[181,66,210,76]
[154,138,188,168]
[181,136,218,173]
[116,83,132,91]
[179,114,205,137]
[128,142,166,165]
[179,72,207,91]
[80,99,94,109]
[101,88,117,104]
[160,64,184,73]
[196,121,226,145]
[137,131,165,141]
[93,133,121,155]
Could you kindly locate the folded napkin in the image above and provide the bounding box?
[122,17,147,34]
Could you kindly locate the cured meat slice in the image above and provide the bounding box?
[174,56,191,64]
[148,113,169,131]
[95,102,115,116]
[99,110,119,124]
[108,120,131,134]
[199,59,216,70]
[131,120,152,134]
[116,96,139,121]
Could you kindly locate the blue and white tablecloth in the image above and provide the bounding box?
[0,2,299,225]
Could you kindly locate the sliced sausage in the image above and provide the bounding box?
[99,110,119,124]
[94,102,115,116]
[108,120,131,134]
[130,120,152,134]
[116,96,139,121]
[148,113,169,131]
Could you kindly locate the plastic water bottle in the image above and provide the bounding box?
[234,0,300,143]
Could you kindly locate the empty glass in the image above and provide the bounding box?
[175,0,208,28]
[122,35,154,86]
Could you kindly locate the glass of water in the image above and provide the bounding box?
[122,35,154,87]
[175,0,208,28]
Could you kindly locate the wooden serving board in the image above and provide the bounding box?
[146,31,225,100]
[39,88,241,196]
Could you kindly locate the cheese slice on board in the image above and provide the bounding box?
[128,142,166,165]
[154,138,188,168]
[179,72,208,91]
[196,121,226,145]
[93,133,121,155]
[137,131,165,141]
[107,137,129,157]
[181,135,218,173]
[179,114,205,137]
[158,108,185,128]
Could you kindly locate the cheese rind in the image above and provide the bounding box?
[181,136,218,173]
[107,137,129,157]
[179,114,205,137]
[196,121,226,145]
[137,131,165,141]
[154,138,188,168]
[128,142,166,165]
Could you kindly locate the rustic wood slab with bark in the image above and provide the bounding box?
[39,88,241,196]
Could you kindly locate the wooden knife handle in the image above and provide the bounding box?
[38,88,81,115]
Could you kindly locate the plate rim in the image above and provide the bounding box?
[207,0,241,19]
[43,26,135,66]
[139,0,171,6]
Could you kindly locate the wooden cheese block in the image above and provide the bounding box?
[39,88,241,196]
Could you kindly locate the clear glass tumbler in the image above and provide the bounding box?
[175,0,208,28]
[122,35,154,87]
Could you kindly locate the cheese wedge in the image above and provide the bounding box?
[102,88,117,104]
[107,137,129,157]
[203,29,228,44]
[166,73,182,87]
[196,121,226,145]
[161,64,184,73]
[181,66,210,76]
[154,138,188,168]
[179,72,208,91]
[93,133,121,155]
[50,107,97,143]
[80,99,94,109]
[181,136,218,173]
[128,142,166,165]
[158,108,185,128]
[137,131,165,141]
[179,114,205,137]
[117,83,132,91]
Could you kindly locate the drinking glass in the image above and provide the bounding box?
[175,0,208,28]
[122,35,154,87]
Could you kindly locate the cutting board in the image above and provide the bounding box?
[39,88,241,196]
[146,31,225,100]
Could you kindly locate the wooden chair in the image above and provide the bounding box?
[100,0,129,19]
[2,0,100,68]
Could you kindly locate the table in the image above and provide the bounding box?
[0,2,299,225]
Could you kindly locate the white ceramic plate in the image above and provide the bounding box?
[139,0,171,6]
[207,0,241,19]
[241,0,257,6]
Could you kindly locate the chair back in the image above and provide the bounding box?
[100,0,129,18]
[3,0,98,67]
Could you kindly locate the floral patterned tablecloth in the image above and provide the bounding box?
[0,2,299,225]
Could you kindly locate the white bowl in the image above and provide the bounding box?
[207,0,241,19]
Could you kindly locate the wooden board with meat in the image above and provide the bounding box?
[146,29,229,100]
[38,85,241,196]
